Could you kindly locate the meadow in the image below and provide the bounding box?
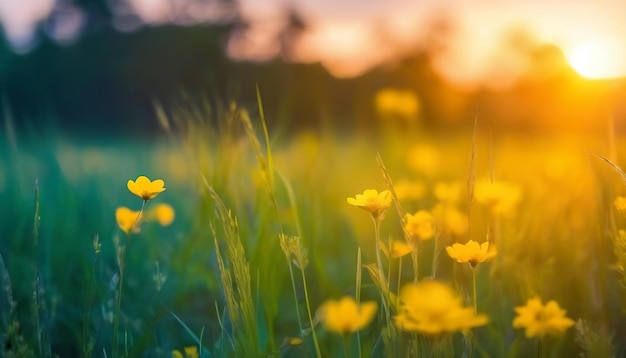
[1,91,625,358]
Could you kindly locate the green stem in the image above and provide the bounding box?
[342,335,350,358]
[355,247,362,358]
[287,262,304,334]
[82,235,99,358]
[372,216,390,321]
[472,268,477,313]
[469,267,477,358]
[412,249,419,282]
[396,257,403,301]
[300,266,322,358]
[112,239,125,358]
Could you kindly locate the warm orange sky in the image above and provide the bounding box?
[2,0,626,86]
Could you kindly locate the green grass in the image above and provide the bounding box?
[1,100,625,357]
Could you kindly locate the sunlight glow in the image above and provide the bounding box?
[566,41,626,79]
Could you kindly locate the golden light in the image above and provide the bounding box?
[566,40,626,79]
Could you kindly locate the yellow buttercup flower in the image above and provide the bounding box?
[395,280,488,335]
[115,207,142,234]
[446,240,497,268]
[404,210,435,241]
[320,296,378,335]
[127,175,166,201]
[380,239,414,258]
[149,203,175,226]
[171,346,198,358]
[513,297,575,338]
[347,189,392,219]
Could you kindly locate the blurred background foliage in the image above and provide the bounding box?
[3,1,626,357]
[1,0,626,140]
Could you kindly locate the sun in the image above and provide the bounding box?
[566,41,626,79]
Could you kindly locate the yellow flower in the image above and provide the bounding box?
[473,179,521,215]
[404,210,435,241]
[513,298,575,338]
[395,280,488,335]
[183,346,198,358]
[375,88,421,120]
[320,296,378,335]
[446,240,496,268]
[615,196,626,212]
[115,207,142,234]
[148,203,175,226]
[171,346,198,358]
[347,189,392,219]
[432,204,468,236]
[380,239,414,258]
[284,337,303,346]
[127,175,166,201]
[394,179,425,201]
[434,181,463,204]
[407,144,440,176]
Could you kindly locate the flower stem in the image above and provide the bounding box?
[342,335,350,358]
[469,267,478,358]
[472,267,477,313]
[372,216,390,323]
[411,248,419,282]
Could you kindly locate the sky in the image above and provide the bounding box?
[2,0,626,88]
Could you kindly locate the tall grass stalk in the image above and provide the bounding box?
[355,247,363,358]
[288,235,322,358]
[31,178,50,358]
[204,179,259,355]
[279,234,304,334]
[82,234,100,358]
[112,234,127,358]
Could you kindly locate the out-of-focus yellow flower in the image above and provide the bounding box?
[434,181,463,205]
[432,204,468,236]
[127,175,166,201]
[115,207,142,234]
[347,189,392,219]
[615,196,626,212]
[375,88,421,120]
[404,210,435,241]
[171,346,198,358]
[473,179,521,215]
[394,179,425,201]
[148,203,175,226]
[320,296,378,335]
[407,144,440,176]
[395,280,488,335]
[446,240,496,268]
[380,239,414,258]
[284,337,303,346]
[513,298,575,338]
